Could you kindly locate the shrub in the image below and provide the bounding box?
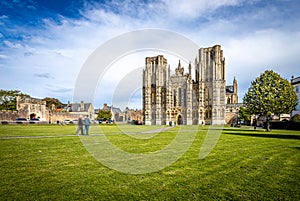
[291,114,300,123]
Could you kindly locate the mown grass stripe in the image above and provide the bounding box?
[0,125,299,200]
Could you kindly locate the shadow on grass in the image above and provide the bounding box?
[223,132,300,140]
[223,128,265,132]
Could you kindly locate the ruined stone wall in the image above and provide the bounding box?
[48,112,80,124]
[0,110,19,122]
[16,96,47,120]
[1,96,95,124]
[0,109,80,124]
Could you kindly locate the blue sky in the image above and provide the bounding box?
[1,0,300,109]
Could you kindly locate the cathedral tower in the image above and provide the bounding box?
[143,55,168,125]
[197,45,226,125]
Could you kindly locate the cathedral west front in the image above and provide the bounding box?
[142,45,229,125]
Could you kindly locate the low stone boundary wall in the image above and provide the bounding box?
[0,110,80,124]
[0,110,19,121]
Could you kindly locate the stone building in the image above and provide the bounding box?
[143,45,227,125]
[0,97,97,124]
[291,75,300,116]
[97,104,143,124]
[0,96,48,123]
[67,101,95,119]
[100,103,124,122]
[48,101,95,124]
[225,78,240,124]
[226,77,238,104]
[16,96,47,120]
[125,108,143,124]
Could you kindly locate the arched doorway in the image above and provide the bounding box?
[30,113,36,119]
[177,115,182,125]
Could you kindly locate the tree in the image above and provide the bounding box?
[42,97,63,109]
[243,70,297,131]
[97,110,112,121]
[238,107,251,125]
[0,90,30,111]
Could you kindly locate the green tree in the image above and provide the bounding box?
[243,70,297,131]
[238,107,251,125]
[42,97,63,109]
[97,110,112,121]
[0,90,29,111]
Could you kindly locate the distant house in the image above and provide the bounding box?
[67,101,95,119]
[291,75,300,116]
[100,103,124,122]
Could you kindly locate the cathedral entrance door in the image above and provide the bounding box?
[177,115,182,125]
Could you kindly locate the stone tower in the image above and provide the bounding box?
[143,55,168,125]
[143,45,227,125]
[196,45,226,125]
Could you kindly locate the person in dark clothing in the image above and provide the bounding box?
[76,116,84,135]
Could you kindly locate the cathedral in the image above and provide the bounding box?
[142,45,229,125]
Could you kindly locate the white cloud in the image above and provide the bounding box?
[0,15,9,19]
[162,0,242,18]
[34,73,54,79]
[224,29,300,100]
[3,40,23,48]
[0,54,8,59]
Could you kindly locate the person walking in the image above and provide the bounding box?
[84,115,91,135]
[76,116,84,136]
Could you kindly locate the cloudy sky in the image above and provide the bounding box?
[1,0,300,110]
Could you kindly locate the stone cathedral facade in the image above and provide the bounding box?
[143,45,227,125]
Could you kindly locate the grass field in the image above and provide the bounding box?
[0,124,299,200]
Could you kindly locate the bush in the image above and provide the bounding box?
[270,120,300,130]
[270,121,288,129]
[289,121,300,130]
[291,114,300,123]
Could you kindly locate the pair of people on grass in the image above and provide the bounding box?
[76,115,91,135]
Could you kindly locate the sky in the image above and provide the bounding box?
[0,0,300,110]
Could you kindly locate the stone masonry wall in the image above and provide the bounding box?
[0,110,19,122]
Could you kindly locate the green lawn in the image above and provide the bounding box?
[0,124,299,200]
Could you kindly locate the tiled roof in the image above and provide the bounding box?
[69,103,92,112]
